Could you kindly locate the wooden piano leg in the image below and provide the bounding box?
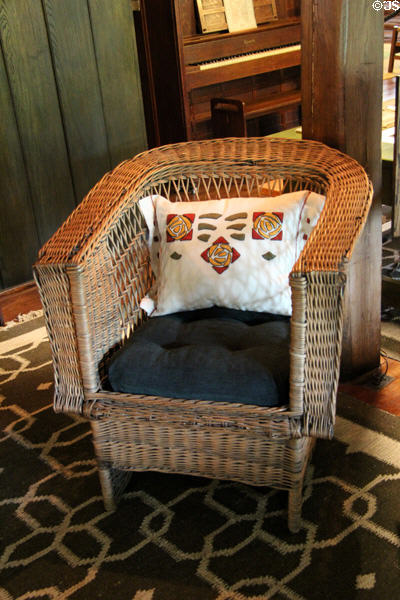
[211,98,246,137]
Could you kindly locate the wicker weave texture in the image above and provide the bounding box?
[34,265,85,413]
[91,419,310,491]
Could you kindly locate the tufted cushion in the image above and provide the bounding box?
[108,307,290,407]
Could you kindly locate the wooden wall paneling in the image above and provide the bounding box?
[0,0,76,245]
[301,0,383,379]
[139,0,188,145]
[0,49,39,288]
[88,0,147,167]
[42,0,111,203]
[133,8,159,148]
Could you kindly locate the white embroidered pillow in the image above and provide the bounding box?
[139,192,325,316]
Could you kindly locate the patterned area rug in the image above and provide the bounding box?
[1,318,400,600]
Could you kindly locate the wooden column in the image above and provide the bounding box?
[302,0,383,379]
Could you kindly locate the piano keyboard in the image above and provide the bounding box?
[197,43,301,71]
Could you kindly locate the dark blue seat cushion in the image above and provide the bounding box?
[108,307,290,407]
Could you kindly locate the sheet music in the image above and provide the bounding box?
[224,0,257,32]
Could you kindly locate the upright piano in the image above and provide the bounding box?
[135,0,301,146]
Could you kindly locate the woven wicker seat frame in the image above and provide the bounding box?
[34,137,372,532]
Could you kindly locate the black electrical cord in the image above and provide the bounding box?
[369,349,400,388]
[381,348,400,364]
[368,352,389,387]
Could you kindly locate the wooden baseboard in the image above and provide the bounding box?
[0,280,36,299]
[0,280,42,325]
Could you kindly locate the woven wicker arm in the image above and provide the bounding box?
[34,138,372,440]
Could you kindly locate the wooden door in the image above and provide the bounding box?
[0,0,147,289]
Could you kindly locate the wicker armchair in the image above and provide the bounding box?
[34,137,372,532]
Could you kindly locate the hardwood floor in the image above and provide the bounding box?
[0,281,42,325]
[383,71,396,102]
[339,358,400,417]
[384,12,400,43]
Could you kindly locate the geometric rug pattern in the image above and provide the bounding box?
[1,317,400,600]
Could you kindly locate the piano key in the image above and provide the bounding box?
[197,43,301,71]
[186,43,301,91]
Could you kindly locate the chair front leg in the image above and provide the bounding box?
[97,464,133,512]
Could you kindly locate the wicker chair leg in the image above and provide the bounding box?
[288,485,303,533]
[287,436,316,532]
[98,465,133,511]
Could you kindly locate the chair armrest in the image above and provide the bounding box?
[292,167,373,274]
[34,228,152,414]
[288,152,372,438]
[34,158,155,414]
[289,270,347,439]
